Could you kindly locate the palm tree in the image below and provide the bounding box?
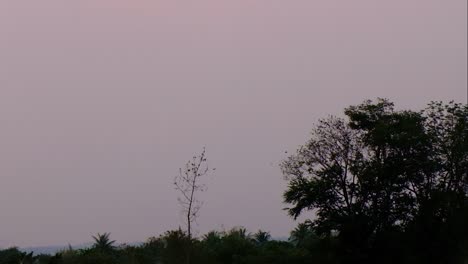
[253,230,271,245]
[228,227,251,240]
[203,231,223,243]
[289,223,315,248]
[92,232,116,252]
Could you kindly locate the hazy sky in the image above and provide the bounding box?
[0,1,466,247]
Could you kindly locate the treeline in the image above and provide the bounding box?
[1,227,322,264]
[0,99,466,264]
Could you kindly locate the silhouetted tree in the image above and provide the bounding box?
[253,230,271,246]
[92,232,116,252]
[175,148,215,238]
[0,248,25,264]
[159,229,192,264]
[289,222,317,248]
[174,147,215,264]
[282,99,467,263]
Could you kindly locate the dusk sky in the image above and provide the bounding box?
[0,1,466,247]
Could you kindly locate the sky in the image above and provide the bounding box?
[0,0,466,247]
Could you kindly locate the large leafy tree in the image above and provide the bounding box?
[281,99,467,263]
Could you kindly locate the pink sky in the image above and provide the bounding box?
[0,1,466,247]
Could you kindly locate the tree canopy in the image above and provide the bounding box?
[281,99,468,263]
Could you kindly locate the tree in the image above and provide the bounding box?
[160,229,192,264]
[289,222,316,248]
[0,248,24,264]
[408,101,468,263]
[253,230,271,246]
[92,232,116,252]
[174,147,214,238]
[174,147,215,264]
[281,99,467,263]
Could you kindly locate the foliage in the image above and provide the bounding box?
[253,230,271,246]
[4,227,319,264]
[281,99,468,263]
[92,232,116,252]
[0,248,26,264]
